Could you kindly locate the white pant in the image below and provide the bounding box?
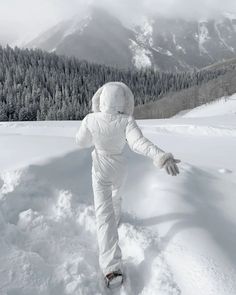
[91,149,127,275]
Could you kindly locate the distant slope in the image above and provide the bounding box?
[27,8,134,69]
[202,57,236,71]
[134,66,236,119]
[181,94,236,118]
[25,8,236,72]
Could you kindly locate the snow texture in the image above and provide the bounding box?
[182,95,236,118]
[198,21,210,55]
[1,94,236,294]
[215,21,235,53]
[129,39,152,69]
[135,18,154,47]
[63,16,92,38]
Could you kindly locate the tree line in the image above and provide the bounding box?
[0,45,233,121]
[134,68,236,119]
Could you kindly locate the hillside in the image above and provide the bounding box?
[202,57,236,71]
[181,94,236,118]
[0,46,230,121]
[134,65,236,119]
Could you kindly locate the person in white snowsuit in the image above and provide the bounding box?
[75,82,180,285]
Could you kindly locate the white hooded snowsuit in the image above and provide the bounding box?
[75,82,168,276]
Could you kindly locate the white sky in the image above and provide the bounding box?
[1,0,236,45]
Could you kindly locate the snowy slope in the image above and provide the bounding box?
[1,99,236,294]
[181,95,236,118]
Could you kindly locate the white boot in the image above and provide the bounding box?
[105,269,123,288]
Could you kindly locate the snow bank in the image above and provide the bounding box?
[182,94,236,118]
[1,96,236,294]
[0,155,180,294]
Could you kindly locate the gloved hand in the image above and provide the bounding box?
[163,156,181,176]
[154,153,181,176]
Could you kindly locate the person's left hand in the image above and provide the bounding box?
[154,153,181,176]
[163,156,181,176]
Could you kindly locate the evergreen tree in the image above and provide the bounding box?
[0,45,234,121]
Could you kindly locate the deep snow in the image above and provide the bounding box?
[0,95,236,294]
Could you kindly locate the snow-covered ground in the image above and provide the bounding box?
[181,95,236,118]
[1,95,236,294]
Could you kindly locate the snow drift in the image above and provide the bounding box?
[0,94,236,294]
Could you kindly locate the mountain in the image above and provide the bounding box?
[145,14,236,71]
[25,9,236,72]
[26,9,134,69]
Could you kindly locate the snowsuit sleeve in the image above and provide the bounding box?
[125,116,165,164]
[75,115,93,149]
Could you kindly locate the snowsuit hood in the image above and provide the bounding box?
[91,82,134,115]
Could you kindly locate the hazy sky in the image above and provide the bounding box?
[1,0,236,45]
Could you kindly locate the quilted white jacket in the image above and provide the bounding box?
[76,82,166,165]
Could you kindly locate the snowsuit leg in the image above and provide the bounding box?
[112,173,127,226]
[91,150,126,275]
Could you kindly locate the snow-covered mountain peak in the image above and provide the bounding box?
[134,17,154,47]
[25,9,236,71]
[62,15,92,38]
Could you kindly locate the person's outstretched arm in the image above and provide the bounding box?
[75,115,93,149]
[126,116,180,176]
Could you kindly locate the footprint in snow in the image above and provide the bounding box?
[118,223,181,295]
